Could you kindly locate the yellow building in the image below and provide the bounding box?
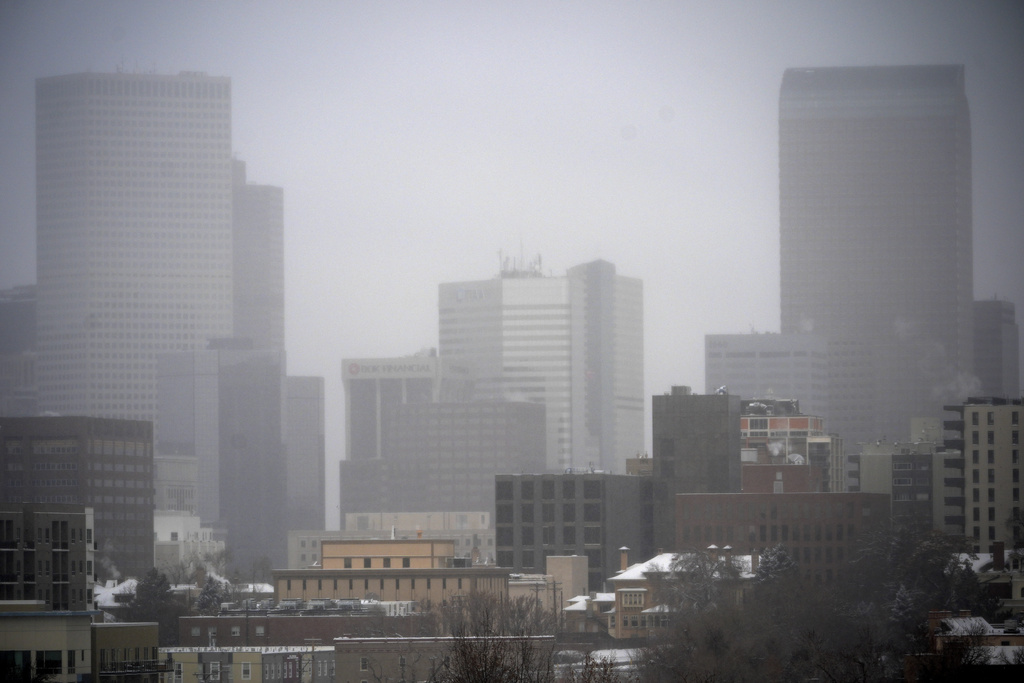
[273,538,509,605]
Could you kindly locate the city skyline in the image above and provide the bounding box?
[1,3,1022,527]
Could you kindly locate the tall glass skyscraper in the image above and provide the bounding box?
[36,72,235,422]
[439,259,643,472]
[779,66,973,446]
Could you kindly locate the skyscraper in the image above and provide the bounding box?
[156,345,288,568]
[233,159,285,353]
[779,66,973,446]
[973,299,1020,398]
[35,72,235,423]
[438,258,643,472]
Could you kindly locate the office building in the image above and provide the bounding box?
[233,160,285,353]
[35,72,235,424]
[156,346,287,569]
[284,377,325,532]
[859,436,961,533]
[340,401,545,517]
[494,472,653,591]
[779,66,973,447]
[0,503,95,610]
[944,397,1023,553]
[0,416,153,580]
[439,258,643,472]
[342,355,472,462]
[973,300,1020,398]
[705,333,829,420]
[651,387,742,551]
[0,286,38,418]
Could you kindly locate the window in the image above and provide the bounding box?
[255,625,265,636]
[361,657,368,671]
[231,626,240,636]
[383,558,391,568]
[403,557,410,568]
[521,505,534,523]
[191,626,200,637]
[241,662,251,680]
[364,558,371,568]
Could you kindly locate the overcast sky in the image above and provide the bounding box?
[1,2,1021,527]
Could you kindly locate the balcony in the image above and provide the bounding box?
[944,477,965,488]
[0,540,19,550]
[944,515,965,527]
[944,497,965,508]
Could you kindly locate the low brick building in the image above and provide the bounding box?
[675,492,890,582]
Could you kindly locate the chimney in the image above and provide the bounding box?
[993,541,1006,572]
[619,547,630,572]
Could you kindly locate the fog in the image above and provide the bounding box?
[1,1,1021,527]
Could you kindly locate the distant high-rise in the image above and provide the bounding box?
[704,332,829,419]
[284,376,325,531]
[779,66,973,445]
[973,299,1020,398]
[438,258,643,471]
[35,72,235,423]
[233,160,285,352]
[157,345,287,569]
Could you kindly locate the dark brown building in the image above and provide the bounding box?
[675,492,890,582]
[652,387,742,551]
[0,416,154,580]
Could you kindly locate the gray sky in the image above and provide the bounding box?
[1,2,1021,527]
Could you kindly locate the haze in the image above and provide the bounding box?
[1,1,1021,527]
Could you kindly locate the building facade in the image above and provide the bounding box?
[35,72,235,424]
[439,259,643,472]
[0,504,95,610]
[494,472,653,591]
[973,300,1020,399]
[340,400,545,519]
[858,437,961,533]
[284,376,325,533]
[0,417,153,581]
[232,160,285,354]
[779,65,974,447]
[156,346,287,570]
[945,397,1023,553]
[675,492,891,582]
[289,512,494,568]
[705,333,829,420]
[652,387,742,552]
[272,539,510,605]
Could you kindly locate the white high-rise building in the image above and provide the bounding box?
[439,259,643,472]
[35,72,235,422]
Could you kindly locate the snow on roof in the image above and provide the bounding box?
[590,649,642,665]
[941,615,993,635]
[563,601,588,612]
[93,578,137,608]
[610,552,755,582]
